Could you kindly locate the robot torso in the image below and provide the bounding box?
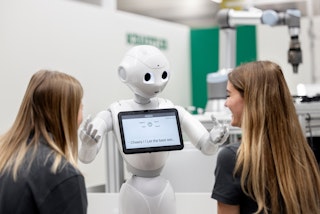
[109,97,175,177]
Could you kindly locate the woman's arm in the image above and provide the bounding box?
[217,202,240,214]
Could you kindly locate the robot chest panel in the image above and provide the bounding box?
[110,99,175,143]
[109,99,174,171]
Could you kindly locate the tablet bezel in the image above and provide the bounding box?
[118,108,184,154]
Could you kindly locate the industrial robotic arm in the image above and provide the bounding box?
[206,8,302,112]
[217,8,302,73]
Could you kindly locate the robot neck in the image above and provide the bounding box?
[134,94,151,104]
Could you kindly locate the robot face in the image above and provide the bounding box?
[138,68,170,98]
[118,45,171,99]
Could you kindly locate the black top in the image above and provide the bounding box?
[0,140,87,214]
[211,142,259,214]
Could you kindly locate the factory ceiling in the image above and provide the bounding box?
[75,0,320,28]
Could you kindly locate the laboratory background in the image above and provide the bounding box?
[1,0,320,213]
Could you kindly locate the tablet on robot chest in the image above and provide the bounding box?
[118,108,184,154]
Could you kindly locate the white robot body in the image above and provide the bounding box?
[119,176,175,214]
[109,97,173,176]
[79,45,229,214]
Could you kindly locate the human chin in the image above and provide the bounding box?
[231,117,240,127]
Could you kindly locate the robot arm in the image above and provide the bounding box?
[78,110,113,163]
[176,106,229,155]
[261,9,302,73]
[217,8,302,73]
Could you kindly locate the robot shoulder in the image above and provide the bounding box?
[157,97,174,108]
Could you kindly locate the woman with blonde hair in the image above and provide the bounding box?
[212,61,320,213]
[0,70,87,213]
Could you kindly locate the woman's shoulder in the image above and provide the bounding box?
[219,142,240,155]
[28,143,82,181]
[216,142,240,163]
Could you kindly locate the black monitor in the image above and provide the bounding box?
[118,108,184,154]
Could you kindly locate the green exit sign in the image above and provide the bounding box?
[126,33,168,50]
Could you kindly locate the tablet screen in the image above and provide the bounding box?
[118,108,184,154]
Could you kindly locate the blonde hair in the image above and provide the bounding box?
[229,61,320,213]
[0,70,83,180]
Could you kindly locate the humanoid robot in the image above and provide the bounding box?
[79,45,229,214]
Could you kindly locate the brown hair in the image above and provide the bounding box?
[229,61,320,213]
[0,70,83,179]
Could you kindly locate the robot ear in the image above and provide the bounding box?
[118,66,127,82]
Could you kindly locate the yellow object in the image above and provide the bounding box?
[220,0,245,10]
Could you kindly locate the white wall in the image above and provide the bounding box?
[0,0,190,187]
[257,16,320,95]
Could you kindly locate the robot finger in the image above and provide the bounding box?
[82,115,91,129]
[211,115,222,128]
[91,128,98,138]
[95,135,101,143]
[87,123,93,135]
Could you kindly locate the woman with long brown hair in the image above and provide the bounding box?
[0,70,87,213]
[212,61,320,213]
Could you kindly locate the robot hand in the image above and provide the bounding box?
[78,115,106,163]
[80,116,101,145]
[80,116,102,144]
[209,115,229,146]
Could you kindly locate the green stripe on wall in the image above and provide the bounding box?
[190,26,257,110]
[236,26,257,65]
[190,27,219,111]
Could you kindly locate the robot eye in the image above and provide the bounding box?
[162,71,168,79]
[143,72,155,84]
[144,73,151,82]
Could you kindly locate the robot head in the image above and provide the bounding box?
[118,45,170,99]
